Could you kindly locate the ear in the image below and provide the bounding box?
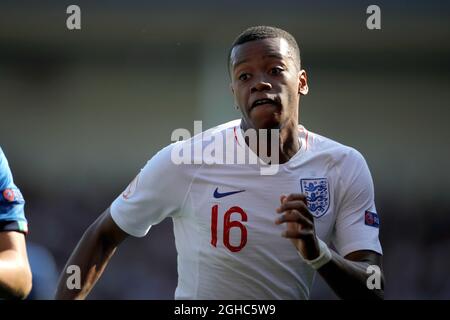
[230,82,235,95]
[298,69,309,95]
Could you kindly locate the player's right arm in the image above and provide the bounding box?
[55,143,188,299]
[54,207,128,300]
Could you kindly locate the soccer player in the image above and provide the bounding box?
[55,26,384,300]
[0,147,32,299]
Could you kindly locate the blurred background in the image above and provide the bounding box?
[1,0,449,299]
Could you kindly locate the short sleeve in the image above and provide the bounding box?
[110,143,191,237]
[331,148,382,257]
[0,147,28,234]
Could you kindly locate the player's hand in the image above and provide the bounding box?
[275,193,320,260]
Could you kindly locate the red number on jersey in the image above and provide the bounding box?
[211,205,248,253]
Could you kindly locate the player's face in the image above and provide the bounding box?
[230,37,308,131]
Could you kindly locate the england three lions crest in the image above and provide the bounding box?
[300,178,330,218]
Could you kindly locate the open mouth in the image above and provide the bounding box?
[250,98,280,111]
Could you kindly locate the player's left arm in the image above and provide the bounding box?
[0,231,32,299]
[319,248,383,299]
[276,193,384,299]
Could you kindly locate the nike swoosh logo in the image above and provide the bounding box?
[213,187,245,198]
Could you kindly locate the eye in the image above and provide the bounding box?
[238,73,250,81]
[269,67,283,75]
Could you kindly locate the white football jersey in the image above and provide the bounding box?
[110,119,382,299]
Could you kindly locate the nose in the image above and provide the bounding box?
[251,77,272,93]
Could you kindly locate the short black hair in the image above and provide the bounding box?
[228,26,301,75]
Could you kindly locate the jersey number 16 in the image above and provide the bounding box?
[211,205,248,253]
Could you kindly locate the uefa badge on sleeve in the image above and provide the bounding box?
[365,210,380,228]
[300,178,330,218]
[2,188,24,203]
[3,189,15,202]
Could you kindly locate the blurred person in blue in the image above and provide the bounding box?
[0,147,32,299]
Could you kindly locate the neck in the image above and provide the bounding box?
[278,119,300,163]
[241,118,300,165]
